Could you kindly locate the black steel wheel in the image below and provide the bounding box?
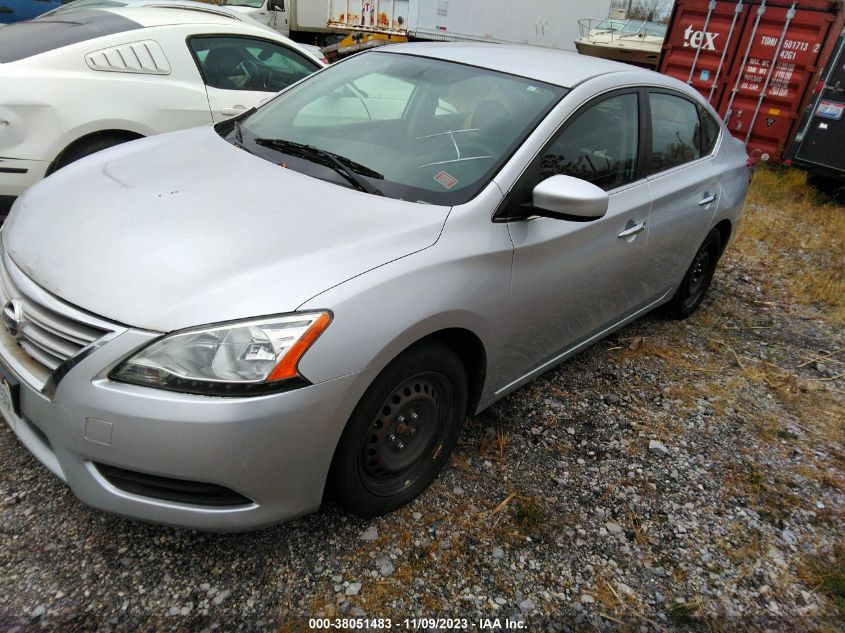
[667,229,722,320]
[329,341,467,518]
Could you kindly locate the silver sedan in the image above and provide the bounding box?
[0,43,750,531]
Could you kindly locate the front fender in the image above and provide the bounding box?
[296,183,514,407]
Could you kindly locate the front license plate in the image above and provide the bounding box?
[0,363,20,429]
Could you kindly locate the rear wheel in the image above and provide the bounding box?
[329,341,467,518]
[666,228,722,320]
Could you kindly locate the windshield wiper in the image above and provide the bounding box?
[254,138,384,195]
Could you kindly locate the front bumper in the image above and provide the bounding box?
[0,313,376,532]
[0,157,50,198]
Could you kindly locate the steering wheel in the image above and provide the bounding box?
[237,59,261,83]
[458,134,499,161]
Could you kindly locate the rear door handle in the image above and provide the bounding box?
[699,193,717,206]
[220,105,247,117]
[618,221,647,239]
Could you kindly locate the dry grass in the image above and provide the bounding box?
[512,497,547,531]
[666,600,701,626]
[734,167,845,322]
[801,543,845,620]
[723,462,801,528]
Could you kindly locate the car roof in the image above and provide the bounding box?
[91,5,260,27]
[381,42,644,89]
[1,4,319,65]
[42,0,267,27]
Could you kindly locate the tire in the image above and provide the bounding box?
[666,228,722,320]
[54,135,136,171]
[807,173,845,201]
[329,340,468,518]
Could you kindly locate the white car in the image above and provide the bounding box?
[44,0,330,62]
[0,4,323,212]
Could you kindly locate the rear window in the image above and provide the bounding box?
[0,11,141,63]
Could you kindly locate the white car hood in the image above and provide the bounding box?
[3,127,449,332]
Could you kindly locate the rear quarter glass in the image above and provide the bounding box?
[0,11,141,63]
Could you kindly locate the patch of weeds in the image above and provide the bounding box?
[746,466,766,487]
[513,497,546,530]
[820,474,844,491]
[667,600,699,625]
[736,165,845,322]
[803,544,845,619]
[728,463,801,528]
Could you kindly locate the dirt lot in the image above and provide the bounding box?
[0,168,843,632]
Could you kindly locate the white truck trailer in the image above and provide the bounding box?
[327,0,612,51]
[223,0,334,38]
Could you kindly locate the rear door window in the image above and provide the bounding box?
[648,92,703,173]
[700,107,721,155]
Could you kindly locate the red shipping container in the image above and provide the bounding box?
[658,0,845,163]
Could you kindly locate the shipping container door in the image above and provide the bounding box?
[658,0,752,107]
[717,2,837,161]
[793,32,845,173]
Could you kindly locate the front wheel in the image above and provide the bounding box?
[329,341,468,518]
[666,228,722,320]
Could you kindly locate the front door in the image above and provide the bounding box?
[188,35,320,122]
[504,91,653,376]
[266,0,290,34]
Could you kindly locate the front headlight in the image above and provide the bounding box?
[110,312,331,396]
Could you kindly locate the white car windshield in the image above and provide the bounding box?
[235,51,567,204]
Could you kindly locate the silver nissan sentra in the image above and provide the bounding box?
[0,43,749,531]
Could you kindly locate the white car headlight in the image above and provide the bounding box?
[111,312,331,395]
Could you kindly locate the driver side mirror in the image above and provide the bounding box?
[530,175,608,221]
[268,0,285,11]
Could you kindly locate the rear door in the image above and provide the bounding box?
[187,35,319,122]
[644,90,723,299]
[504,90,653,374]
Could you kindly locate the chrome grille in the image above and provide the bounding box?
[0,249,112,373]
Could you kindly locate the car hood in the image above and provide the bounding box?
[3,127,450,332]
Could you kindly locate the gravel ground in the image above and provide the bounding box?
[1,172,843,632]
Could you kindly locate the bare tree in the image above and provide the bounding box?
[624,0,674,23]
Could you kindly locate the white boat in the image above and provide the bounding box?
[575,18,667,68]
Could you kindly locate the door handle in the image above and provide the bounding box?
[699,193,717,206]
[220,105,247,117]
[618,221,647,239]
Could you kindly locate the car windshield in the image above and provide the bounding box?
[234,51,566,205]
[222,0,264,7]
